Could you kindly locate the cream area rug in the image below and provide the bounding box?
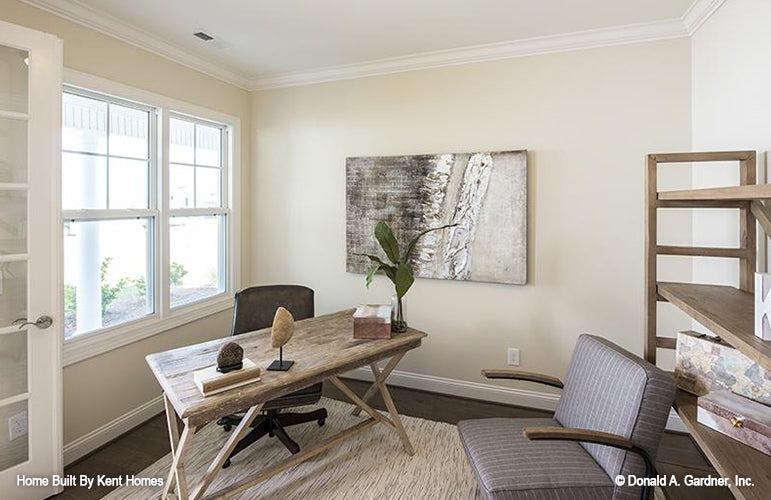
[103,397,666,500]
[103,397,480,500]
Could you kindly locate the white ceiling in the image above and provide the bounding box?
[26,0,712,89]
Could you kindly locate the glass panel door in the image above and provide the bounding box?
[0,19,62,500]
[0,43,30,475]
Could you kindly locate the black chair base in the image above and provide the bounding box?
[218,408,328,468]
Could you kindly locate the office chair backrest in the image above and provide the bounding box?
[231,285,315,336]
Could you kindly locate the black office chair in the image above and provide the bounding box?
[217,285,327,468]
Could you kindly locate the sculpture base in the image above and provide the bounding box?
[267,360,294,371]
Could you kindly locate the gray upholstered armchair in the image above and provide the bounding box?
[458,334,676,500]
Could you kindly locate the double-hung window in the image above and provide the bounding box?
[61,81,236,354]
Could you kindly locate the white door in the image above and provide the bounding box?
[0,20,63,500]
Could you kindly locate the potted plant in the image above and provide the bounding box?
[358,221,456,332]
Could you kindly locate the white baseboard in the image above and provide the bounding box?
[343,366,561,411]
[344,366,689,433]
[63,395,165,465]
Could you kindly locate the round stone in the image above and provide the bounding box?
[217,341,244,371]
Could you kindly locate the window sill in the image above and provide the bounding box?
[62,295,233,367]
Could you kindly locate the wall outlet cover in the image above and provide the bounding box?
[8,410,28,441]
[507,348,520,366]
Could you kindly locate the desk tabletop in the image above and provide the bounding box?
[146,309,427,426]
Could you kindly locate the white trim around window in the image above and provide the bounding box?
[62,69,241,367]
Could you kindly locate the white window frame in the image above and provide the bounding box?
[62,69,241,366]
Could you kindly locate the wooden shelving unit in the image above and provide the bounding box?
[645,151,771,500]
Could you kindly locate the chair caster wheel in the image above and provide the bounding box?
[223,424,232,432]
[318,418,326,427]
[222,459,231,469]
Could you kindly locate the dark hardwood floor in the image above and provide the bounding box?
[51,379,730,500]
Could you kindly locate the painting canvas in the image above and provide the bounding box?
[346,150,527,285]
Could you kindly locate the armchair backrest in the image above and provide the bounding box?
[231,285,314,336]
[554,335,675,500]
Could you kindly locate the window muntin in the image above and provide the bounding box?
[169,116,224,209]
[62,91,151,210]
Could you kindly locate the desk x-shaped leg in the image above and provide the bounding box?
[162,398,265,500]
[331,351,414,455]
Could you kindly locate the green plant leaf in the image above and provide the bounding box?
[403,223,458,261]
[365,264,380,288]
[374,221,400,264]
[355,253,388,267]
[394,262,414,298]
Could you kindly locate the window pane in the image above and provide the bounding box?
[0,190,26,255]
[62,152,107,210]
[109,103,149,159]
[0,260,26,328]
[64,218,154,339]
[169,117,194,164]
[62,93,107,154]
[195,167,220,207]
[0,46,28,114]
[170,215,225,308]
[170,163,194,208]
[0,190,26,254]
[195,124,221,167]
[0,117,27,183]
[0,330,27,400]
[109,158,149,209]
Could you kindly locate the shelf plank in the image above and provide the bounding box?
[652,151,755,163]
[658,185,771,201]
[657,282,771,372]
[673,390,771,500]
[656,246,746,258]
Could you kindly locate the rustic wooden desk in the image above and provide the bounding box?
[146,309,427,500]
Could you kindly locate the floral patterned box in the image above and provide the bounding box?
[675,330,771,405]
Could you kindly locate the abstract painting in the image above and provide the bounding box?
[346,150,527,285]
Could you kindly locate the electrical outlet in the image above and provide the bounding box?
[507,348,520,366]
[8,411,28,441]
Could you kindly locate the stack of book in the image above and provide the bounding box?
[193,358,261,396]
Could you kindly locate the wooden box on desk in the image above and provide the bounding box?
[353,304,391,339]
[697,391,771,457]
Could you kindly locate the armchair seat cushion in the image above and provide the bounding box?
[458,418,613,500]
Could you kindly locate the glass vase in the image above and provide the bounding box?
[391,294,407,333]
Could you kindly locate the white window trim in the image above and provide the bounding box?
[62,69,241,367]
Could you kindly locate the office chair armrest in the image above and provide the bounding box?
[523,426,655,500]
[481,369,564,389]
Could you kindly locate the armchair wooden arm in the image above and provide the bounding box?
[481,369,564,389]
[523,426,633,449]
[524,426,654,500]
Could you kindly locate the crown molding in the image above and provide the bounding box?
[21,0,727,92]
[682,0,726,35]
[248,19,689,90]
[19,0,252,89]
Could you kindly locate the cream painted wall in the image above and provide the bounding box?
[250,39,693,393]
[0,0,251,445]
[691,0,771,288]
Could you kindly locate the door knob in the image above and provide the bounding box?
[12,315,53,330]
